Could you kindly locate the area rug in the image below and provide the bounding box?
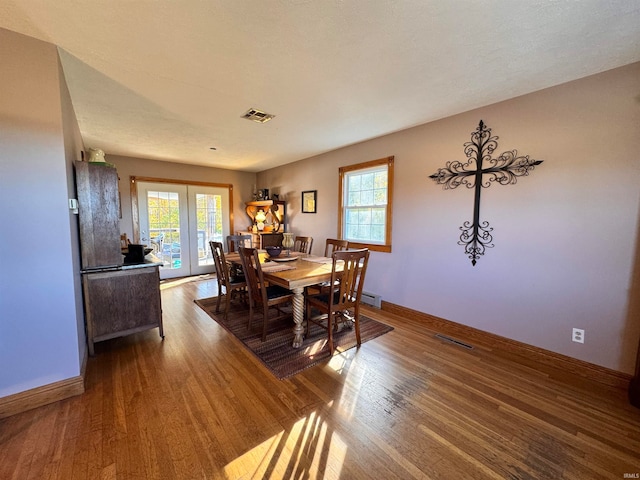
[194,296,393,379]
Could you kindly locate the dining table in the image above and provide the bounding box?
[225,250,340,347]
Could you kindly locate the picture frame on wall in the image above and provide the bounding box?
[302,190,317,213]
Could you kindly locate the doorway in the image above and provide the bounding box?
[133,179,233,279]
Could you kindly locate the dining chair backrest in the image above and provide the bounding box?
[211,241,247,320]
[329,248,370,312]
[238,247,266,308]
[227,234,252,253]
[324,238,349,257]
[210,241,231,285]
[238,246,293,341]
[294,236,313,254]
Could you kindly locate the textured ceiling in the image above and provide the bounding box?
[1,0,639,172]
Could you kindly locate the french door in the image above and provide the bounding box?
[136,181,231,279]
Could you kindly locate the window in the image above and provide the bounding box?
[338,156,394,253]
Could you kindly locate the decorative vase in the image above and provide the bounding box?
[282,232,294,256]
[87,148,105,162]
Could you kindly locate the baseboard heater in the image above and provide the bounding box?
[361,291,382,308]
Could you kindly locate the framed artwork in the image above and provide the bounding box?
[302,190,317,213]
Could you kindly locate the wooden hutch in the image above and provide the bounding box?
[239,200,286,248]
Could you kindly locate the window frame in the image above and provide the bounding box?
[338,156,394,253]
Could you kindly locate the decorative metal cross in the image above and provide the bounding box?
[429,120,543,266]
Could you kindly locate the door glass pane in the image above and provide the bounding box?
[138,181,229,279]
[147,191,182,270]
[195,193,223,267]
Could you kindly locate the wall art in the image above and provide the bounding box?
[429,120,543,266]
[302,190,317,213]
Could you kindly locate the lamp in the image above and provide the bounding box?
[255,209,267,231]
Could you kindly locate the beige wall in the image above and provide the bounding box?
[258,63,640,374]
[59,51,89,366]
[0,28,83,397]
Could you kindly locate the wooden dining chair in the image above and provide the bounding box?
[226,234,252,253]
[324,238,349,257]
[306,238,351,296]
[210,241,247,320]
[305,248,370,354]
[294,236,313,254]
[238,247,294,341]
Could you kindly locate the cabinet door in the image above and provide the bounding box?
[75,161,122,269]
[83,267,162,349]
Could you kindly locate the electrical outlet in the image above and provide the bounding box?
[572,328,585,344]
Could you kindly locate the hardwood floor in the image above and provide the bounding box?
[1,277,639,479]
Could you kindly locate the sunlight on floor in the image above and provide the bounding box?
[160,274,214,290]
[224,411,346,479]
[329,351,366,421]
[327,353,350,373]
[302,340,327,358]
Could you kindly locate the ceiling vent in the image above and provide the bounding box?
[242,108,275,123]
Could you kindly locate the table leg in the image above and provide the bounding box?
[291,287,305,348]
